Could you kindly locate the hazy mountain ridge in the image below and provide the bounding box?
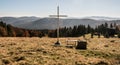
[0,16,40,25]
[83,16,120,21]
[0,16,120,30]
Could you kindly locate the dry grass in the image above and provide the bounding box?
[0,35,120,65]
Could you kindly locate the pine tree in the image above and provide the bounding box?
[105,22,108,28]
[87,24,91,34]
[72,25,78,37]
[110,23,113,28]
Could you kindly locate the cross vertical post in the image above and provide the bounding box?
[49,6,67,45]
[57,6,59,42]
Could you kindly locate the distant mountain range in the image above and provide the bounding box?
[83,16,120,21]
[0,16,120,30]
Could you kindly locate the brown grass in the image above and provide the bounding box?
[0,35,120,65]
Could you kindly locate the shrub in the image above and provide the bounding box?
[118,32,120,38]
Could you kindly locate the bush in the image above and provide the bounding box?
[118,32,120,38]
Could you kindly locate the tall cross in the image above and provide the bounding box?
[49,6,67,44]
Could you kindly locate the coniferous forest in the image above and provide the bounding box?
[0,20,120,38]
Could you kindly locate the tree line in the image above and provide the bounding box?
[0,20,120,38]
[0,21,45,37]
[48,24,93,37]
[48,23,120,38]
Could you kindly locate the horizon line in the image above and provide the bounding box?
[1,15,120,18]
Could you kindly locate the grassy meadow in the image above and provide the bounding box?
[0,35,120,65]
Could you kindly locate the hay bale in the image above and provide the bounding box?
[76,41,87,50]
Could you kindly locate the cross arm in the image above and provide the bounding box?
[49,15,67,17]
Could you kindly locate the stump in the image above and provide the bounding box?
[76,41,87,50]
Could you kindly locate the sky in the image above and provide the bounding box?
[0,0,120,18]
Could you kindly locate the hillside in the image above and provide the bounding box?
[0,36,120,65]
[0,21,44,37]
[0,16,40,26]
[0,16,120,30]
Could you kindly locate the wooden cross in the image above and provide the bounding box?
[49,6,67,44]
